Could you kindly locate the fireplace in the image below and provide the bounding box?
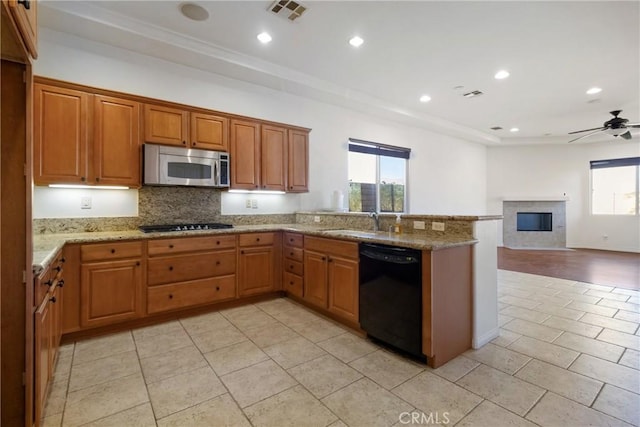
[517,212,552,232]
[503,200,566,248]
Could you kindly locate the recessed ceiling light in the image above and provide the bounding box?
[510,127,520,133]
[494,70,510,80]
[180,3,209,21]
[419,94,431,103]
[257,32,272,44]
[586,87,602,95]
[349,36,364,47]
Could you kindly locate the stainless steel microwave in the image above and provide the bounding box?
[143,144,229,188]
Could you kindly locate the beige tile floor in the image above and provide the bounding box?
[42,270,640,426]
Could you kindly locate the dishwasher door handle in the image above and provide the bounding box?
[360,250,420,264]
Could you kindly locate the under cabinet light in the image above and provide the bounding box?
[228,189,286,195]
[48,184,130,190]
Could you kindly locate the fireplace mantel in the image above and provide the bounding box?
[502,197,570,202]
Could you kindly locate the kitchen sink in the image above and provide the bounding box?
[323,229,386,239]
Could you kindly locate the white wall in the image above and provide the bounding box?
[487,141,640,252]
[33,30,488,218]
[33,187,137,218]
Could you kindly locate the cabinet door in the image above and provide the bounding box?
[327,256,359,323]
[81,259,142,328]
[8,0,37,59]
[191,112,229,151]
[143,104,188,146]
[34,84,89,184]
[238,246,274,296]
[230,119,260,190]
[287,129,309,192]
[34,298,50,424]
[303,250,328,308]
[94,95,141,187]
[49,285,62,369]
[261,125,286,191]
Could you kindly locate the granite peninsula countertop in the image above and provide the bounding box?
[33,224,477,275]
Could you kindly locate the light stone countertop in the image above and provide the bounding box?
[33,224,477,275]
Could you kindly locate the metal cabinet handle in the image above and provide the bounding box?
[216,286,220,291]
[49,296,56,303]
[81,176,86,182]
[321,257,326,261]
[136,261,140,266]
[182,141,186,145]
[328,257,333,263]
[110,249,116,254]
[18,0,30,10]
[216,261,221,265]
[61,257,66,263]
[96,177,100,182]
[169,244,174,249]
[216,241,220,245]
[169,266,173,271]
[55,266,62,272]
[169,294,173,299]
[241,250,245,255]
[44,280,52,287]
[57,280,65,288]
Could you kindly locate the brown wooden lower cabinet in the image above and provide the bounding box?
[34,297,51,424]
[238,246,275,296]
[303,237,359,324]
[80,258,143,328]
[147,275,236,314]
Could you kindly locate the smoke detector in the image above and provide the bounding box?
[268,0,308,22]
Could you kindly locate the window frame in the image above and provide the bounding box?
[348,138,410,213]
[590,157,640,216]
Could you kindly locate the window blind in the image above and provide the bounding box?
[348,138,411,159]
[590,157,640,169]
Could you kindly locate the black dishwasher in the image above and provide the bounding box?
[359,243,424,360]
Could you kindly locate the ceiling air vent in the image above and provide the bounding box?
[490,126,503,130]
[269,0,307,22]
[463,90,483,98]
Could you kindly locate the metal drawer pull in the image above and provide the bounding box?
[216,261,221,265]
[169,294,173,299]
[111,249,116,254]
[169,244,174,249]
[18,0,30,10]
[49,296,56,303]
[169,266,173,271]
[216,286,220,291]
[57,280,65,288]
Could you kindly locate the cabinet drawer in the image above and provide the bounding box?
[81,241,143,262]
[283,232,303,248]
[284,259,303,276]
[147,250,236,286]
[238,232,275,247]
[148,234,236,256]
[147,275,236,314]
[284,246,303,262]
[283,272,303,298]
[304,236,358,259]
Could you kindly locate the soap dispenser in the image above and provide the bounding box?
[394,214,403,234]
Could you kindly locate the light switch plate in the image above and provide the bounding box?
[80,196,92,209]
[251,199,258,209]
[314,216,321,223]
[245,199,252,208]
[413,221,425,230]
[432,221,445,231]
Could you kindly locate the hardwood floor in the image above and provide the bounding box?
[498,247,640,290]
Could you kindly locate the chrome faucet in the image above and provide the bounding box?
[368,211,380,232]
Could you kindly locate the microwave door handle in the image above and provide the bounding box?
[214,161,219,186]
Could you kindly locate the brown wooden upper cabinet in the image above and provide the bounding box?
[7,0,38,59]
[34,82,141,187]
[230,120,290,191]
[287,129,309,192]
[144,104,229,151]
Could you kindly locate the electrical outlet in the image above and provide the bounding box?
[314,216,321,223]
[413,221,425,230]
[251,199,258,209]
[432,221,445,231]
[245,199,252,208]
[80,196,92,209]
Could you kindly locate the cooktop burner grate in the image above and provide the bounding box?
[139,223,233,233]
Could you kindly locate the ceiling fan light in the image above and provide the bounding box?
[586,87,602,95]
[605,127,626,136]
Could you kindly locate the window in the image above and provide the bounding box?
[348,138,409,213]
[591,157,640,215]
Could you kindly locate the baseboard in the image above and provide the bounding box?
[473,327,499,349]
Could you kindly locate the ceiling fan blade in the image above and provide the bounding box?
[620,131,632,140]
[568,126,606,135]
[568,128,606,143]
[626,123,640,128]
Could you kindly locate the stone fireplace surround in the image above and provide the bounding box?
[503,199,567,249]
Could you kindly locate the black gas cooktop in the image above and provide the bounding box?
[139,223,233,233]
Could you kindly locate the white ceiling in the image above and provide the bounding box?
[39,1,640,145]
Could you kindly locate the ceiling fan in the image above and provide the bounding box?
[568,110,640,143]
